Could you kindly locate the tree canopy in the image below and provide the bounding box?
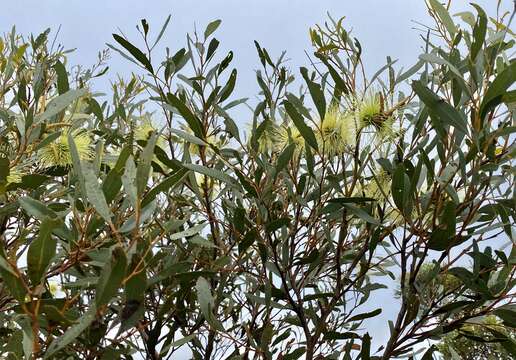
[0,1,515,359]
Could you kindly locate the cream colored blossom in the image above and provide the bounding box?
[317,106,355,157]
[275,124,305,153]
[195,173,219,198]
[38,130,94,167]
[6,168,23,184]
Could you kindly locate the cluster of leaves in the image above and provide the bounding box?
[0,1,515,359]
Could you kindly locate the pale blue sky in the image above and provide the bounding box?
[1,0,508,98]
[1,0,512,357]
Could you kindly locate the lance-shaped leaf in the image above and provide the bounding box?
[27,217,61,284]
[300,67,326,120]
[166,92,204,138]
[283,100,318,150]
[479,61,516,121]
[428,201,457,251]
[142,167,189,207]
[470,4,487,61]
[18,196,58,220]
[204,19,222,39]
[95,246,127,307]
[392,163,412,215]
[53,60,69,94]
[136,132,158,196]
[196,277,223,330]
[44,305,97,358]
[427,0,457,38]
[412,80,468,135]
[112,34,153,73]
[83,161,112,224]
[34,88,87,123]
[219,68,237,102]
[0,248,27,302]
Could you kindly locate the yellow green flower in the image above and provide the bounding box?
[253,121,279,154]
[355,91,398,141]
[362,170,391,200]
[134,117,167,148]
[275,124,305,153]
[38,130,94,167]
[317,106,355,157]
[357,92,382,126]
[6,168,23,184]
[195,173,219,198]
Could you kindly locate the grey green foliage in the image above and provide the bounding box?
[0,1,515,359]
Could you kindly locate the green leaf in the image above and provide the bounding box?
[421,345,437,360]
[83,162,112,224]
[18,196,58,220]
[360,333,371,360]
[412,80,468,134]
[428,201,457,251]
[112,34,153,73]
[44,305,97,358]
[122,155,138,207]
[34,88,87,123]
[342,204,380,226]
[196,277,223,330]
[204,19,222,39]
[6,174,48,191]
[170,223,207,240]
[170,128,206,145]
[329,197,376,204]
[68,132,87,198]
[53,60,69,94]
[0,157,8,185]
[152,14,171,49]
[315,54,349,94]
[391,164,412,214]
[479,61,516,120]
[348,308,382,322]
[470,4,487,61]
[95,246,127,307]
[142,168,188,208]
[283,100,318,150]
[219,69,237,102]
[494,305,516,328]
[428,0,457,38]
[300,67,326,120]
[27,217,60,284]
[0,248,27,302]
[170,334,196,348]
[136,132,157,196]
[275,143,295,176]
[183,163,238,187]
[166,92,204,138]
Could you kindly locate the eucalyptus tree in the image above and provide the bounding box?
[0,1,515,359]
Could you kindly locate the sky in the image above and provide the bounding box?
[1,0,514,358]
[2,0,510,100]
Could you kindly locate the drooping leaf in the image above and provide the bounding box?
[95,246,127,307]
[34,88,87,123]
[27,217,60,284]
[283,100,318,150]
[44,305,97,358]
[479,61,516,120]
[166,92,204,138]
[412,80,468,135]
[83,162,112,224]
[112,34,153,73]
